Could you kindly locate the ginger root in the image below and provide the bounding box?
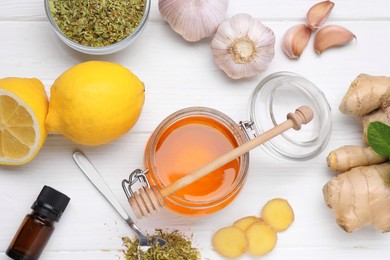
[261,198,294,232]
[339,73,390,116]
[327,145,387,173]
[339,74,390,144]
[323,163,390,232]
[361,106,390,143]
[325,74,390,232]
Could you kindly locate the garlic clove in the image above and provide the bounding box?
[306,1,335,31]
[314,25,356,54]
[211,13,275,79]
[282,24,312,59]
[159,0,228,42]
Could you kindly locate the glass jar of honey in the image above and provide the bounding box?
[123,72,331,217]
[144,107,250,216]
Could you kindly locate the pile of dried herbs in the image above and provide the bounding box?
[49,0,145,47]
[122,229,201,260]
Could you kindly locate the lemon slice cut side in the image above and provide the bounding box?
[0,91,39,164]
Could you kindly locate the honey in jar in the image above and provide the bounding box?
[144,107,249,216]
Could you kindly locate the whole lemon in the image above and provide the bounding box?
[0,77,48,165]
[46,61,145,146]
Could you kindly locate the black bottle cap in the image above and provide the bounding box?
[31,186,70,222]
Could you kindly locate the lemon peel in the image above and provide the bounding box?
[46,61,145,146]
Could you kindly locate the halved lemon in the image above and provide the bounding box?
[0,78,48,165]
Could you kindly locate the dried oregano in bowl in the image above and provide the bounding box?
[122,229,201,260]
[45,0,151,54]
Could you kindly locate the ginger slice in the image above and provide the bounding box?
[261,198,294,232]
[212,226,247,258]
[245,222,277,256]
[233,216,263,232]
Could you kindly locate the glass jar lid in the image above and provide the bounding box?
[248,71,332,161]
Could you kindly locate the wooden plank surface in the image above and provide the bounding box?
[1,0,390,259]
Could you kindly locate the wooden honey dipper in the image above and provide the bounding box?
[128,106,314,218]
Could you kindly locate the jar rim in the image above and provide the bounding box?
[144,106,250,209]
[44,0,151,55]
[248,71,332,161]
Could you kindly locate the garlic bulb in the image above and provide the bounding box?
[211,13,275,79]
[159,0,229,42]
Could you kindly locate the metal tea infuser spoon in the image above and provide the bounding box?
[123,106,314,218]
[72,151,170,258]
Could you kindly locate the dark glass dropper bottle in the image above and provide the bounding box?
[6,186,70,260]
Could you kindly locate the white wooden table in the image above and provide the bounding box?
[1,0,390,259]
